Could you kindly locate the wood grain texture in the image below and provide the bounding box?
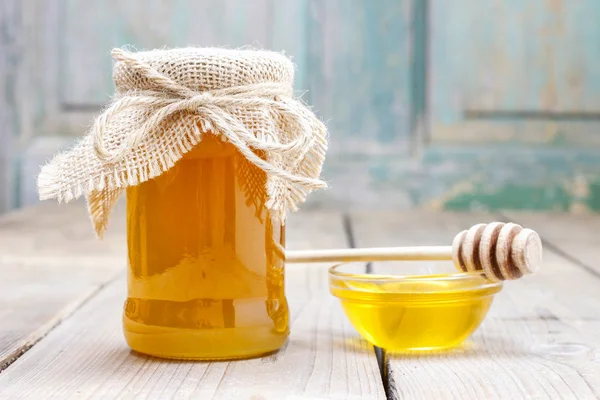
[18,137,75,208]
[420,147,600,212]
[430,0,600,114]
[431,120,600,147]
[434,0,600,114]
[0,201,124,371]
[306,146,600,213]
[429,0,600,147]
[306,0,412,156]
[63,0,271,105]
[0,212,386,400]
[19,0,312,140]
[0,0,21,213]
[351,211,600,400]
[0,200,126,262]
[58,0,415,150]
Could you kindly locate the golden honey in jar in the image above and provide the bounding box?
[123,135,289,360]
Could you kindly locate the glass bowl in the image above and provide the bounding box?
[329,261,503,352]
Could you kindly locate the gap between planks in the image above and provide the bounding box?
[342,213,387,394]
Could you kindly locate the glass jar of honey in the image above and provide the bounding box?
[123,135,288,359]
[37,47,327,361]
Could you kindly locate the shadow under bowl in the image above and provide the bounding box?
[329,261,503,352]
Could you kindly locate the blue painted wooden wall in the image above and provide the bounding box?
[425,0,600,212]
[2,0,600,212]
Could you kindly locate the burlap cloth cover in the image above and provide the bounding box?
[37,47,328,236]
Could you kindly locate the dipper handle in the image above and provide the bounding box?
[285,222,542,281]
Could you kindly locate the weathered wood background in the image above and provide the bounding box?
[1,0,600,214]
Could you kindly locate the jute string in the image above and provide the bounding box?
[37,47,328,236]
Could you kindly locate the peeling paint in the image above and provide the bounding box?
[586,180,600,212]
[423,176,481,211]
[568,175,591,213]
[443,183,573,211]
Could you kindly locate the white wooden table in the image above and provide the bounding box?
[0,202,599,399]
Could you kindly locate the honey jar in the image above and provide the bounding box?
[37,47,328,360]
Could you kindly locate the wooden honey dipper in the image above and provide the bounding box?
[285,222,542,281]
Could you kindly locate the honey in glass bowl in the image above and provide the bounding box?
[329,261,502,351]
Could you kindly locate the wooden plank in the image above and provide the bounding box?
[351,211,600,399]
[29,0,313,138]
[430,0,600,145]
[305,147,600,212]
[432,0,600,114]
[0,200,125,263]
[62,0,272,106]
[0,0,49,211]
[300,0,416,211]
[431,120,600,147]
[306,0,413,156]
[0,201,124,371]
[421,0,600,213]
[0,0,21,213]
[18,137,76,208]
[419,147,600,212]
[503,211,600,276]
[0,212,386,400]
